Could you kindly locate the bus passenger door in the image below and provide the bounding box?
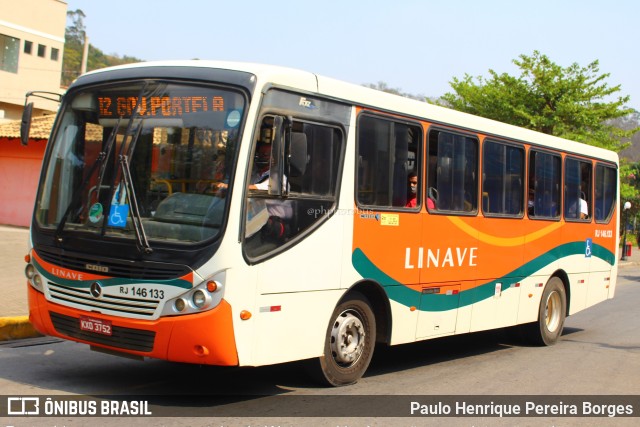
[471,218,523,332]
[416,283,460,338]
[353,115,423,336]
[417,128,481,338]
[468,141,526,331]
[353,116,423,288]
[416,210,477,338]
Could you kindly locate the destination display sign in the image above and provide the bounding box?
[97,95,226,118]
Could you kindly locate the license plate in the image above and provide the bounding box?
[79,316,113,336]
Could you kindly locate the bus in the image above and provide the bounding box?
[21,61,619,386]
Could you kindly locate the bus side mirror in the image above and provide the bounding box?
[20,91,63,146]
[20,102,34,146]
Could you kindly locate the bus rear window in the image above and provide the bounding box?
[595,164,617,223]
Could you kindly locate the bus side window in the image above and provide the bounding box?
[356,114,422,210]
[528,150,561,219]
[244,117,344,258]
[564,157,592,221]
[482,140,524,217]
[595,164,616,223]
[427,129,478,214]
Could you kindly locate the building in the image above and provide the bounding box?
[0,0,67,226]
[0,117,51,226]
[0,0,67,124]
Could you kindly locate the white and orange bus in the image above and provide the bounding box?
[22,61,619,386]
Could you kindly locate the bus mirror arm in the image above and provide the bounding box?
[20,91,62,146]
[268,115,291,197]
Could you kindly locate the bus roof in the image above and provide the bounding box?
[76,60,619,165]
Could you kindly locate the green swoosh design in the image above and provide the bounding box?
[352,242,614,312]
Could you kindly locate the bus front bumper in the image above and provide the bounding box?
[27,285,239,366]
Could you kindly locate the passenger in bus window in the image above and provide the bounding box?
[247,141,293,242]
[427,187,437,210]
[579,196,588,219]
[250,142,293,219]
[566,192,588,220]
[528,188,535,215]
[249,142,274,188]
[405,172,418,208]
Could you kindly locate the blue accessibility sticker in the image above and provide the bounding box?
[585,238,592,258]
[108,204,129,228]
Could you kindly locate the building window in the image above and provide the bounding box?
[0,33,19,73]
[24,40,33,54]
[37,44,46,58]
[51,47,59,61]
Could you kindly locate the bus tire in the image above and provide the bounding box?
[313,292,376,386]
[526,276,566,346]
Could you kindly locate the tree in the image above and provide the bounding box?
[436,51,639,153]
[61,9,86,86]
[616,110,640,161]
[62,9,143,87]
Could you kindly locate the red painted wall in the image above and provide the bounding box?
[0,138,46,227]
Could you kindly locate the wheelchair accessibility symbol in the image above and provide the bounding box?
[585,238,592,258]
[108,204,129,228]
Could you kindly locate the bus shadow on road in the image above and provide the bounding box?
[362,325,586,379]
[101,329,531,400]
[617,273,640,282]
[365,328,517,378]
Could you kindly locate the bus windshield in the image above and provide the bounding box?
[35,81,246,245]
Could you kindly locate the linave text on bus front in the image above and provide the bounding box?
[51,267,85,281]
[404,247,478,269]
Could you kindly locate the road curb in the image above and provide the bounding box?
[0,316,42,341]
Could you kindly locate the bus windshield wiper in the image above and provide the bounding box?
[55,118,122,242]
[94,116,122,202]
[118,121,153,254]
[96,83,153,254]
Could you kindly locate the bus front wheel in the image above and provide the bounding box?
[313,292,376,386]
[526,276,567,346]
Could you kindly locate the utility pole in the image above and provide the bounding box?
[80,35,89,75]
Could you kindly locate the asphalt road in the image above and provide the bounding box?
[1,267,639,427]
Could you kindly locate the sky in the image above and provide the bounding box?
[65,0,640,111]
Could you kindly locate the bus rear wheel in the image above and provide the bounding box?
[526,276,567,346]
[313,292,376,386]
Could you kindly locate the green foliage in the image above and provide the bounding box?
[436,51,639,153]
[620,163,640,222]
[62,10,143,87]
[363,82,426,101]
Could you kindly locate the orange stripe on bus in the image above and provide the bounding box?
[448,216,564,247]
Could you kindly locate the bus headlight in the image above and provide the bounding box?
[192,290,209,308]
[174,298,187,312]
[161,272,225,317]
[25,263,44,292]
[25,264,36,280]
[32,274,43,290]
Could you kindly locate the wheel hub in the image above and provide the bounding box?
[330,310,365,366]
[545,290,561,332]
